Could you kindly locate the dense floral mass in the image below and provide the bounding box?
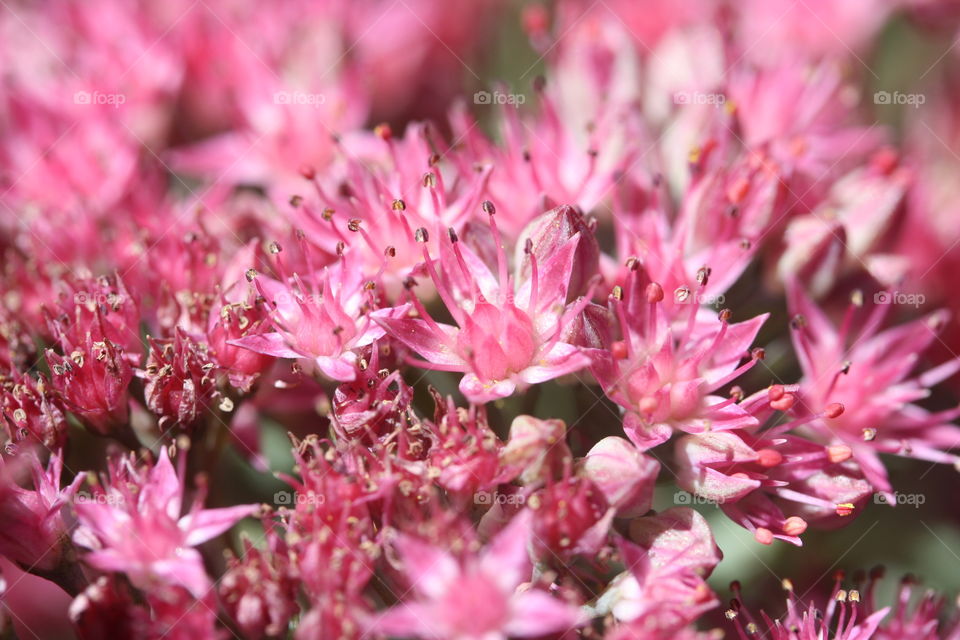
[4,0,960,638]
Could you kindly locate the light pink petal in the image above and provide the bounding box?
[516,234,581,313]
[73,503,130,546]
[397,535,460,599]
[627,507,722,574]
[623,412,673,451]
[459,374,516,403]
[371,311,466,367]
[583,437,659,517]
[180,504,259,547]
[479,511,532,592]
[315,354,358,382]
[229,333,302,359]
[702,314,769,384]
[505,589,585,637]
[148,447,182,520]
[168,133,266,184]
[81,548,136,574]
[452,241,500,304]
[573,506,616,555]
[853,608,891,640]
[152,550,212,598]
[518,343,591,385]
[367,603,443,640]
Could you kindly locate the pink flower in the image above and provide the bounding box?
[425,394,507,495]
[726,575,889,640]
[331,345,414,443]
[369,511,584,640]
[452,87,636,239]
[788,282,960,495]
[500,414,572,486]
[206,295,274,393]
[531,475,615,558]
[582,436,659,518]
[598,508,721,634]
[72,446,257,597]
[675,426,872,545]
[591,262,767,449]
[287,124,491,297]
[0,451,83,576]
[70,578,224,640]
[45,336,133,440]
[0,371,67,450]
[232,253,395,382]
[373,204,593,403]
[45,275,142,363]
[220,526,298,640]
[140,329,218,429]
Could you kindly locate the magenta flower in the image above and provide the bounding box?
[0,371,67,449]
[597,508,722,634]
[726,575,889,640]
[140,329,217,429]
[45,336,133,439]
[531,475,616,558]
[286,124,491,295]
[0,451,83,575]
[220,529,298,640]
[582,436,659,518]
[374,204,593,403]
[592,262,768,448]
[232,254,398,382]
[369,511,585,640]
[72,447,257,597]
[788,282,960,495]
[675,426,871,545]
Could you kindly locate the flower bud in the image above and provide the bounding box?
[581,436,659,518]
[515,205,599,301]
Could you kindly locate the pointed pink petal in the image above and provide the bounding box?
[505,589,585,637]
[152,550,212,598]
[229,333,302,359]
[623,412,673,451]
[518,343,591,385]
[479,511,532,592]
[397,535,460,599]
[147,447,182,520]
[459,374,516,403]
[516,234,581,313]
[371,311,466,367]
[180,504,258,547]
[367,603,442,639]
[315,355,358,382]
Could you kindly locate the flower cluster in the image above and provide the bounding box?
[2,0,960,638]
